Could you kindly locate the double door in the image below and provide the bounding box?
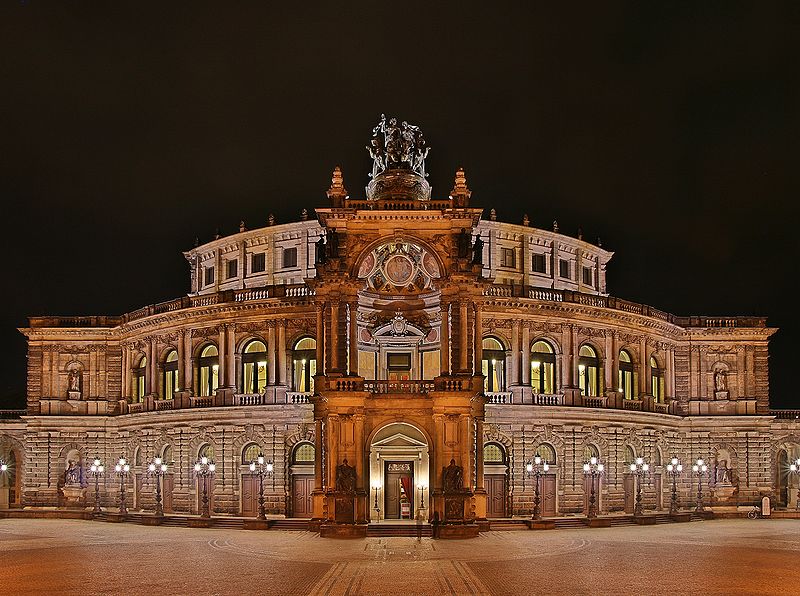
[384,461,414,519]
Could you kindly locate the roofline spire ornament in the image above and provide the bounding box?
[327,166,348,208]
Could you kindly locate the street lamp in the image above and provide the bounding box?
[583,457,604,519]
[371,483,381,520]
[88,458,104,514]
[666,457,683,515]
[248,452,273,520]
[692,458,708,512]
[525,455,550,520]
[147,457,168,517]
[789,458,800,511]
[417,483,428,511]
[114,457,130,515]
[629,457,650,517]
[194,456,216,518]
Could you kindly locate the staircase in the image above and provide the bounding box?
[271,519,310,531]
[366,524,433,538]
[488,518,529,531]
[553,517,588,529]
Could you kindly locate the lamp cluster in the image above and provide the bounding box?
[248,452,274,520]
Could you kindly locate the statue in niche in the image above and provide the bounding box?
[326,229,339,259]
[68,369,81,393]
[471,235,484,265]
[442,459,464,493]
[715,459,733,485]
[315,236,327,265]
[64,460,81,486]
[335,459,356,493]
[714,369,727,392]
[457,228,471,259]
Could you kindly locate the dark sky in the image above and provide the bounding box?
[1,2,797,409]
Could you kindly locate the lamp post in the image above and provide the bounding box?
[114,457,130,515]
[525,456,550,520]
[194,456,216,518]
[583,457,604,519]
[372,483,381,520]
[789,458,800,511]
[692,458,708,512]
[629,457,650,517]
[88,458,104,514]
[666,458,683,515]
[417,484,428,511]
[147,457,168,517]
[248,452,273,520]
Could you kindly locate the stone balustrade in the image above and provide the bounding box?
[365,380,436,394]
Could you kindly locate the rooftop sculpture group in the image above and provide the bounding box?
[367,114,430,179]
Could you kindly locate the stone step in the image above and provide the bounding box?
[271,519,310,531]
[366,524,433,538]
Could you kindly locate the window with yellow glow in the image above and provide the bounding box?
[618,350,635,399]
[164,350,178,400]
[578,344,600,397]
[133,356,147,402]
[242,340,268,393]
[199,345,219,397]
[650,355,664,403]
[292,337,316,393]
[481,337,506,392]
[530,340,556,394]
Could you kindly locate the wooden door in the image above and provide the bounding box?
[292,474,314,518]
[541,474,557,517]
[624,474,635,513]
[241,474,259,517]
[162,475,174,513]
[654,475,663,510]
[485,474,506,518]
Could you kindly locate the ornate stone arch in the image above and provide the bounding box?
[237,334,269,355]
[0,433,26,472]
[580,426,609,460]
[188,427,218,460]
[349,233,448,282]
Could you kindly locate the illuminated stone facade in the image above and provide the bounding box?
[1,117,798,529]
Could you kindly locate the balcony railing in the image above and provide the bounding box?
[771,409,800,420]
[365,380,436,394]
[0,409,27,420]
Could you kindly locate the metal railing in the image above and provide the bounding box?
[0,409,27,419]
[771,409,800,420]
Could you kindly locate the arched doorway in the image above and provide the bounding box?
[0,448,21,508]
[290,442,315,518]
[534,443,558,517]
[369,422,429,522]
[483,442,507,518]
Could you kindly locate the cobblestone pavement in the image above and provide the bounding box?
[1,519,798,595]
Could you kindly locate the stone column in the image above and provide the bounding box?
[218,327,227,387]
[475,418,485,490]
[183,331,193,393]
[440,301,450,375]
[277,321,287,385]
[561,325,572,389]
[459,300,468,372]
[510,321,520,385]
[571,326,579,388]
[329,300,339,372]
[122,344,130,398]
[348,301,358,376]
[226,324,236,388]
[639,336,648,396]
[611,332,620,391]
[521,325,530,385]
[604,332,613,393]
[473,302,483,374]
[267,323,277,386]
[316,303,325,376]
[176,330,185,391]
[314,419,323,490]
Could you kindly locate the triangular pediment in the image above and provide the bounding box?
[372,432,427,448]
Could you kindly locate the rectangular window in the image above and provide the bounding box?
[531,253,547,273]
[251,252,266,274]
[500,247,516,269]
[226,259,238,279]
[582,266,593,287]
[283,247,298,269]
[204,266,215,286]
[559,259,570,279]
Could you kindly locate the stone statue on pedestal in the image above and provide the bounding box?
[64,460,81,486]
[442,459,463,494]
[335,459,356,494]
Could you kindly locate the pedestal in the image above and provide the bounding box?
[670,512,692,522]
[437,523,480,539]
[60,486,86,509]
[319,523,368,538]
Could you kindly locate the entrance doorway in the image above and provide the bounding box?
[486,475,506,517]
[241,474,259,517]
[623,474,635,514]
[384,461,414,519]
[369,422,430,522]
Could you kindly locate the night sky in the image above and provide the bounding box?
[1,2,797,410]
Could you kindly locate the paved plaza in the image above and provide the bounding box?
[1,518,798,595]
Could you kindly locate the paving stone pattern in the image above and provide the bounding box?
[0,519,797,595]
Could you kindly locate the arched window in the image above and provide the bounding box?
[578,345,600,397]
[242,340,268,394]
[292,442,315,464]
[163,350,179,400]
[583,444,599,462]
[242,442,262,465]
[531,340,556,394]
[482,337,506,392]
[292,337,317,393]
[134,447,143,467]
[198,345,219,397]
[654,448,662,467]
[535,443,557,465]
[624,445,636,465]
[133,356,147,402]
[650,356,664,403]
[198,443,215,461]
[484,443,506,464]
[618,350,635,399]
[162,445,172,463]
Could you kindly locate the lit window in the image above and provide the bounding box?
[531,340,556,394]
[578,345,600,397]
[481,337,505,392]
[484,443,505,464]
[650,356,664,402]
[198,344,219,396]
[242,443,262,465]
[133,356,147,401]
[618,350,635,399]
[535,443,556,465]
[293,443,315,463]
[242,340,268,393]
[292,337,317,393]
[163,350,178,400]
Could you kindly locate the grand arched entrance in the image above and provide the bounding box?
[369,423,429,522]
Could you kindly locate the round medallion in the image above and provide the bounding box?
[383,254,415,286]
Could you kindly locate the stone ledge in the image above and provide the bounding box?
[437,524,480,539]
[319,523,368,538]
[586,518,611,528]
[187,518,212,528]
[243,519,271,530]
[633,515,657,525]
[526,519,556,530]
